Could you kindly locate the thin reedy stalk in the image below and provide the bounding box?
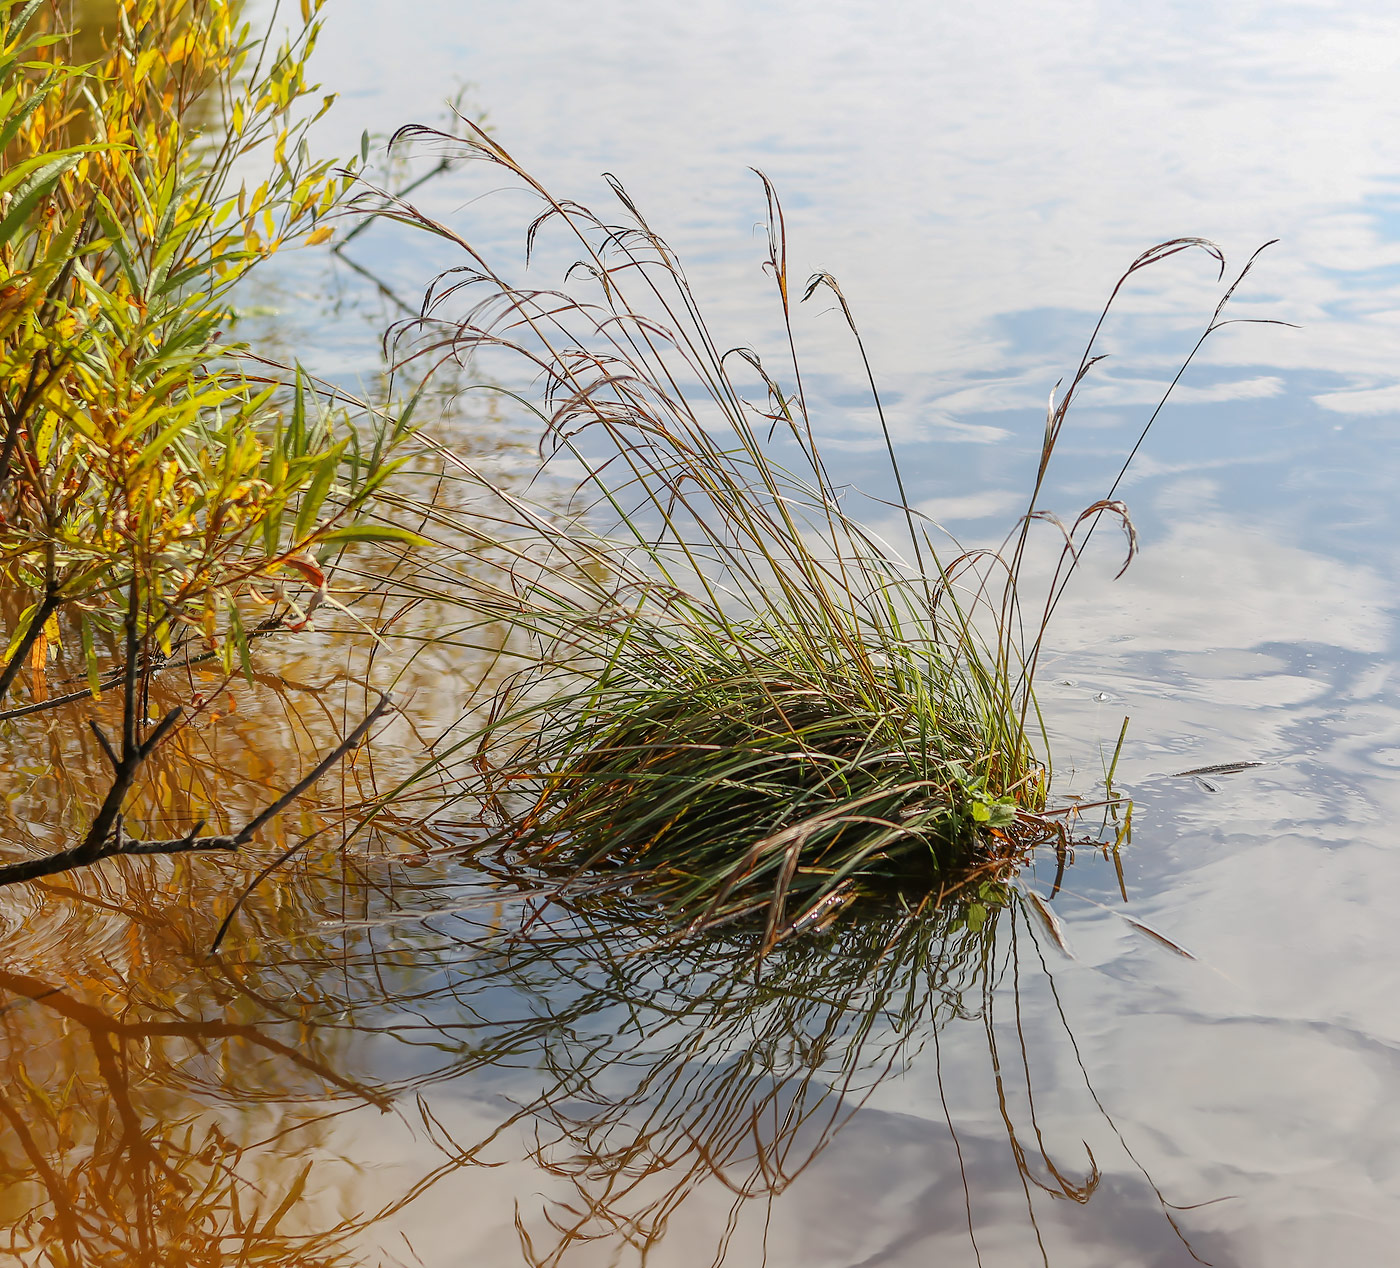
[355,126,1273,941]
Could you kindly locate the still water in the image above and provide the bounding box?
[5,1,1400,1264]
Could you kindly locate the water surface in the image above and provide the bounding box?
[6,1,1400,1264]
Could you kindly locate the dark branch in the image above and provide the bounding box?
[0,825,232,886]
[0,695,394,887]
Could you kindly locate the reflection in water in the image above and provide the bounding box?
[0,860,390,1265]
[0,836,1213,1266]
[402,885,1206,1268]
[15,2,1384,1260]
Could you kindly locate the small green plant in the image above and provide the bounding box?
[365,127,1273,945]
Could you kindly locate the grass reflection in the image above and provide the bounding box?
[0,832,1210,1266]
[275,867,1205,1266]
[465,896,1016,1263]
[0,8,1213,1259]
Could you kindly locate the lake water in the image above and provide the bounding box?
[5,1,1400,1264]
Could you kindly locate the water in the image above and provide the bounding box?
[6,1,1400,1263]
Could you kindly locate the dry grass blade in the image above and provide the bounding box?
[1023,889,1075,959]
[359,128,1278,943]
[1122,917,1198,961]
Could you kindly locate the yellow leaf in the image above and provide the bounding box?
[34,412,57,465]
[28,631,47,703]
[300,0,313,21]
[42,612,60,652]
[304,225,334,247]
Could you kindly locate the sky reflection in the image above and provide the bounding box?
[9,0,1400,1263]
[235,1,1400,1260]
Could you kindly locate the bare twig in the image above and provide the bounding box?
[0,694,394,887]
[0,610,295,726]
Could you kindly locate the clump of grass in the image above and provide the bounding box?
[507,625,1032,941]
[368,126,1275,943]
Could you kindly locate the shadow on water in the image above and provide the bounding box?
[0,824,1222,1265]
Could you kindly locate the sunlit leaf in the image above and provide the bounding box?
[316,523,428,547]
[1024,890,1074,958]
[32,410,56,464]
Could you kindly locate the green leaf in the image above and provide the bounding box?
[89,194,142,292]
[7,1,47,42]
[0,70,56,154]
[0,150,91,250]
[2,602,38,664]
[986,800,1018,829]
[315,523,428,548]
[227,602,255,685]
[289,368,307,455]
[32,408,56,464]
[292,442,346,542]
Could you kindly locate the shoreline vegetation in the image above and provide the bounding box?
[0,0,416,885]
[358,124,1274,945]
[0,1,1276,945]
[0,5,1309,1265]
